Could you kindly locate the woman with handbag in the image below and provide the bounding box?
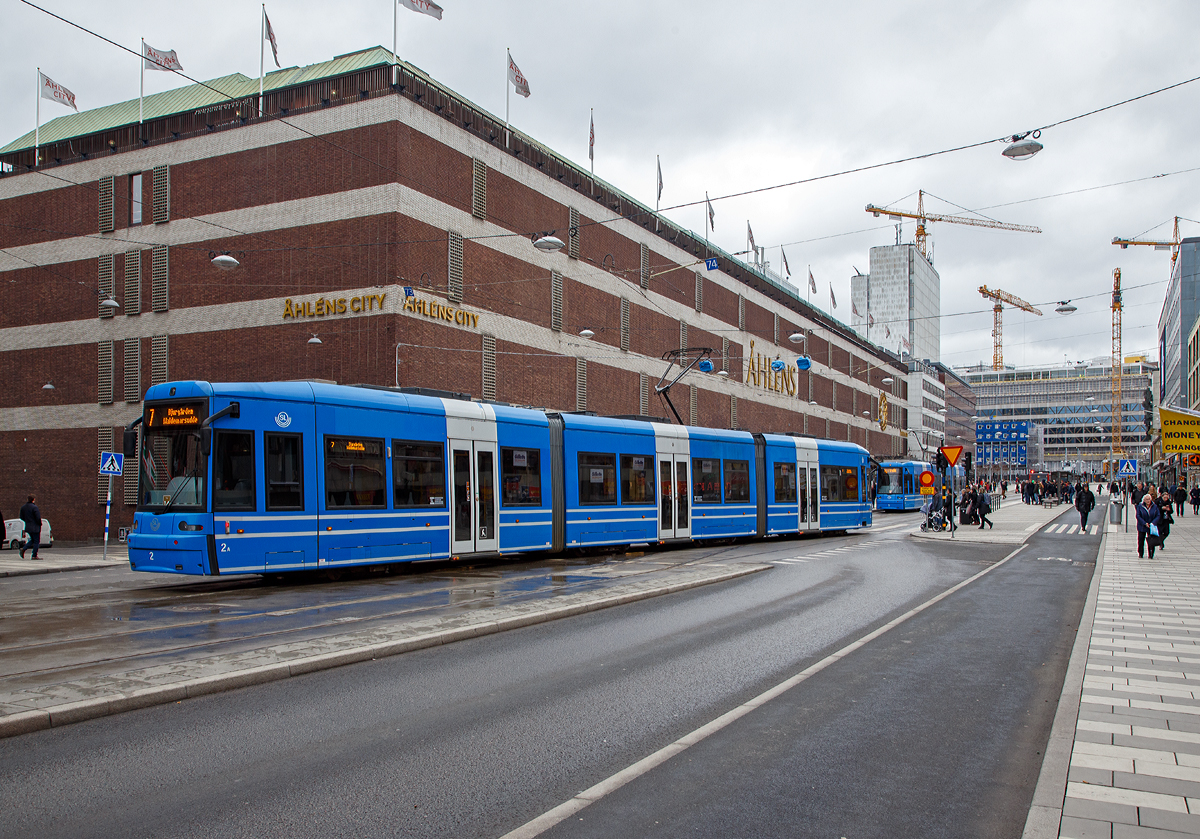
[1136,488,1162,559]
[1157,488,1174,550]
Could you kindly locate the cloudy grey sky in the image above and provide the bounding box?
[4,0,1198,370]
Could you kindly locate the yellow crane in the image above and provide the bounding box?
[979,285,1042,370]
[1112,216,1181,272]
[1111,269,1124,456]
[865,190,1041,262]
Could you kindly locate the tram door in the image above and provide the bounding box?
[798,442,820,531]
[449,439,499,556]
[658,455,691,540]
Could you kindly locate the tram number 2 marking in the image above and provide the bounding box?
[220,542,230,552]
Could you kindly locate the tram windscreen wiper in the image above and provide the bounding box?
[160,466,202,515]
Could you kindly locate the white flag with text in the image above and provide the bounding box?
[399,0,443,19]
[508,52,530,98]
[144,43,184,72]
[265,9,281,68]
[39,71,78,111]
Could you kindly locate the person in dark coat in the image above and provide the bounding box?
[1076,483,1096,532]
[1190,484,1200,515]
[1174,483,1188,516]
[19,495,41,560]
[977,488,993,529]
[1157,489,1174,550]
[1136,490,1162,559]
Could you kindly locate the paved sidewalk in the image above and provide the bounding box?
[909,494,1088,544]
[0,544,129,577]
[1025,503,1200,838]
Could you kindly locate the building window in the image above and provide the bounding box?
[98,340,114,405]
[639,372,649,416]
[576,357,587,411]
[130,173,143,225]
[471,158,487,220]
[448,231,463,304]
[99,254,115,319]
[695,272,703,313]
[482,334,497,401]
[151,246,169,312]
[151,164,169,224]
[124,250,141,315]
[98,427,114,503]
[123,338,141,403]
[620,298,630,351]
[99,175,115,233]
[150,335,168,385]
[568,207,580,259]
[640,243,649,289]
[551,271,563,331]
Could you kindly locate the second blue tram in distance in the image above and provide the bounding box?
[124,381,873,577]
[876,459,966,512]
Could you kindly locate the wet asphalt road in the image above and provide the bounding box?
[0,512,1097,839]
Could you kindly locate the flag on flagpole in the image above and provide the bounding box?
[143,43,184,72]
[706,193,715,231]
[852,299,861,317]
[264,8,280,68]
[747,222,756,251]
[830,283,837,310]
[901,335,911,352]
[507,51,530,98]
[656,156,663,203]
[885,325,891,338]
[781,247,791,278]
[39,71,78,111]
[808,268,817,295]
[589,110,594,162]
[399,0,444,19]
[868,313,875,327]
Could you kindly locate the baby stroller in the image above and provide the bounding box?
[920,499,947,532]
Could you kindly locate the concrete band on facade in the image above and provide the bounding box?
[0,48,911,542]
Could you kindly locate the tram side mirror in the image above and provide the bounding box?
[123,428,138,458]
[200,428,212,458]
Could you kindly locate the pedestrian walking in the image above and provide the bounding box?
[1174,483,1187,516]
[1157,489,1174,551]
[1190,484,1200,515]
[977,488,993,529]
[1075,483,1096,532]
[1136,489,1162,559]
[18,495,41,560]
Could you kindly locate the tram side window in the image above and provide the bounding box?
[724,459,751,503]
[903,472,913,494]
[774,462,797,503]
[393,441,445,508]
[578,453,616,504]
[213,431,256,512]
[692,458,722,504]
[324,436,386,509]
[501,448,541,506]
[620,454,655,505]
[820,466,860,502]
[265,433,304,511]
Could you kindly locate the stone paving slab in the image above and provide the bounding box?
[1023,502,1200,838]
[0,544,129,577]
[0,561,764,738]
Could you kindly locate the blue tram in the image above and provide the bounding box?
[876,460,930,511]
[124,381,872,576]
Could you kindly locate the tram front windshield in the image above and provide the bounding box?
[878,467,903,495]
[138,401,208,511]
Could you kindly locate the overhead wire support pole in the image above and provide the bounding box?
[655,347,714,426]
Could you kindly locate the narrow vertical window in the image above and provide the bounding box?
[640,243,649,289]
[123,338,141,403]
[124,249,142,314]
[471,158,487,219]
[568,207,580,259]
[151,246,169,312]
[620,298,630,351]
[695,272,703,313]
[151,164,170,224]
[482,334,497,401]
[97,427,114,503]
[98,254,115,319]
[99,175,115,233]
[576,358,588,411]
[448,231,464,304]
[130,173,143,225]
[551,271,563,331]
[97,341,114,405]
[639,372,649,416]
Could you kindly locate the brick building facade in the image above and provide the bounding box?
[0,48,908,542]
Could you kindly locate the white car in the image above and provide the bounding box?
[3,518,53,551]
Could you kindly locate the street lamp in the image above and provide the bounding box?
[211,253,240,270]
[532,233,565,253]
[1002,130,1043,160]
[1055,300,1077,314]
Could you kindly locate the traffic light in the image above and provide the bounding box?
[963,451,973,478]
[936,451,948,473]
[1143,387,1154,441]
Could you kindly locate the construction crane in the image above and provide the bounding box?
[1112,216,1181,272]
[979,285,1042,370]
[1111,269,1124,456]
[865,190,1042,262]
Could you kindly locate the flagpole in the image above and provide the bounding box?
[35,68,40,163]
[505,49,510,148]
[140,40,145,125]
[590,108,594,175]
[655,154,659,214]
[259,7,266,115]
[392,0,399,85]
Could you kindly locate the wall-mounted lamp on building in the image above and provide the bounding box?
[307,334,323,345]
[1002,130,1043,161]
[532,232,565,253]
[717,370,729,378]
[862,411,870,417]
[100,295,120,311]
[42,382,55,390]
[1055,300,1077,314]
[809,399,818,406]
[211,253,240,270]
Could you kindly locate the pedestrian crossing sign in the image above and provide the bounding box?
[1117,459,1137,477]
[99,452,124,476]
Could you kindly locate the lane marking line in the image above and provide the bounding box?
[498,543,1028,839]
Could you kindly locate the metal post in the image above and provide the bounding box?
[103,474,113,562]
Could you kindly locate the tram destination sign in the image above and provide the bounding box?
[146,401,205,429]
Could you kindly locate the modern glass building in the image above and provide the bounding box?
[1159,237,1200,410]
[959,359,1156,475]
